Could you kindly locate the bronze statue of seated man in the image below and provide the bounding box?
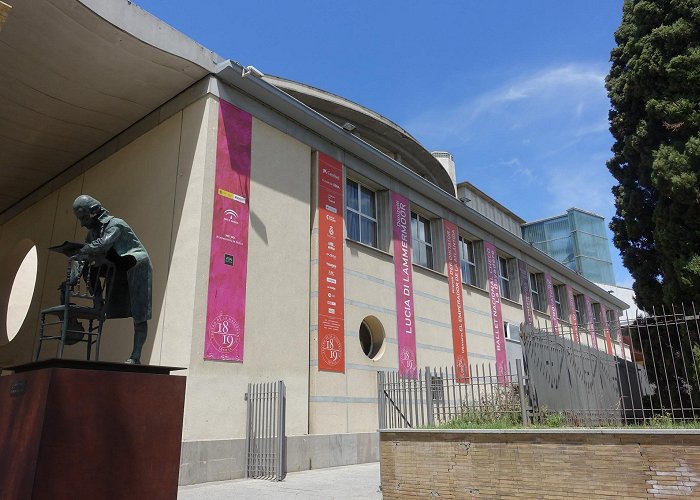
[69,195,153,364]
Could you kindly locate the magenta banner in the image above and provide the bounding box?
[204,100,252,361]
[517,259,534,327]
[584,295,598,350]
[544,273,560,336]
[484,242,508,383]
[566,286,580,343]
[443,220,469,382]
[391,192,417,376]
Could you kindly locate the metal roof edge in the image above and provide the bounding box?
[212,63,629,311]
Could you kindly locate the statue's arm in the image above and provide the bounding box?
[80,225,122,254]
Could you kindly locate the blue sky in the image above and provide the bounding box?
[134,0,630,286]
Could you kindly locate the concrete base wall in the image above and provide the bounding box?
[179,431,378,486]
[380,429,700,499]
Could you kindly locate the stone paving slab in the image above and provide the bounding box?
[178,462,382,500]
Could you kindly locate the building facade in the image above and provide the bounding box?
[0,0,629,485]
[522,208,617,286]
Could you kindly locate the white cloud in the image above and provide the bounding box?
[406,63,608,148]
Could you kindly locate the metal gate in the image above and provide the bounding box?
[244,381,286,481]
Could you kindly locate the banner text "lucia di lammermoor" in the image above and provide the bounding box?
[391,192,417,376]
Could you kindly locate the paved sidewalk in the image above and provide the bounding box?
[178,462,382,500]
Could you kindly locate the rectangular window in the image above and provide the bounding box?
[504,321,521,342]
[501,257,520,301]
[592,303,603,329]
[345,179,377,248]
[574,294,586,325]
[498,256,517,300]
[530,273,546,312]
[459,236,477,286]
[554,285,565,319]
[497,256,512,299]
[606,308,618,332]
[411,212,433,269]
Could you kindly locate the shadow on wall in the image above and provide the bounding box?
[0,101,207,368]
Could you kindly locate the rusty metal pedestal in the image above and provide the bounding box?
[0,359,186,500]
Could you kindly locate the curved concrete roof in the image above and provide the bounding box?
[262,75,457,196]
[0,0,221,215]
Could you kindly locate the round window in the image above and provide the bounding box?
[2,240,38,344]
[359,316,385,360]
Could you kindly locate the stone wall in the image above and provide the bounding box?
[380,429,700,498]
[179,431,378,485]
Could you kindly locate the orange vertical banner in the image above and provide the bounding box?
[317,153,345,372]
[443,220,469,382]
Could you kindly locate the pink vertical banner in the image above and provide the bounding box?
[484,242,508,384]
[584,295,598,350]
[317,153,345,372]
[600,303,614,355]
[204,100,252,361]
[443,220,469,382]
[544,273,560,336]
[391,192,417,376]
[517,259,534,327]
[566,286,580,343]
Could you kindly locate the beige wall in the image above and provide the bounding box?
[180,107,312,441]
[0,78,627,446]
[0,93,314,440]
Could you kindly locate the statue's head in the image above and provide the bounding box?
[73,195,103,229]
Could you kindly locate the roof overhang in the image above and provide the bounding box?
[263,75,457,196]
[0,0,221,216]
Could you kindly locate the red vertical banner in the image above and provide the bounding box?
[391,192,417,376]
[317,153,345,372]
[600,303,614,355]
[442,220,468,382]
[204,100,252,361]
[544,273,560,336]
[517,259,534,327]
[484,242,508,384]
[584,295,598,350]
[566,286,580,343]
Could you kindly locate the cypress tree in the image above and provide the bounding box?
[606,0,700,310]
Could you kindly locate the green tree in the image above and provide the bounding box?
[606,0,700,310]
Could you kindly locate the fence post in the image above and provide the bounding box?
[377,371,386,429]
[516,359,529,426]
[276,381,286,481]
[425,366,434,427]
[244,383,252,478]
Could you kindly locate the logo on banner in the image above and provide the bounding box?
[320,334,342,366]
[456,358,467,379]
[208,313,241,354]
[400,347,416,373]
[224,209,238,224]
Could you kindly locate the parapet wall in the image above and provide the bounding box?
[380,428,700,498]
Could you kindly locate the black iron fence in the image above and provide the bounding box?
[377,304,700,428]
[524,304,700,425]
[377,360,529,429]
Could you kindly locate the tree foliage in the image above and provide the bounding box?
[606,0,700,310]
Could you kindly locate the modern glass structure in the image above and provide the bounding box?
[522,208,616,286]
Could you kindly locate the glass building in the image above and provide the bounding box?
[522,208,616,286]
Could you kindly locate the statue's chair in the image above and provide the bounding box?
[34,257,115,361]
